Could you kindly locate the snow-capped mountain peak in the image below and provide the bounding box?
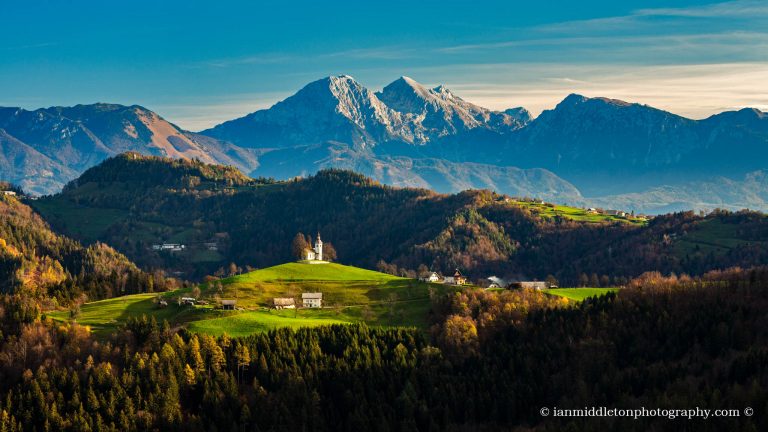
[204,74,530,148]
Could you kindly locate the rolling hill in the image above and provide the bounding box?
[48,261,453,337]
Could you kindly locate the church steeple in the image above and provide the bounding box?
[314,232,323,261]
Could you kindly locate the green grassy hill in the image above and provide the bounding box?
[202,262,409,307]
[50,262,453,337]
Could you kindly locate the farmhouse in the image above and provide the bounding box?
[180,297,196,305]
[420,272,441,283]
[273,297,296,309]
[222,299,237,310]
[302,292,323,308]
[605,210,626,217]
[303,233,326,263]
[510,281,549,290]
[2,190,16,196]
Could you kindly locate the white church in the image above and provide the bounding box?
[303,233,327,263]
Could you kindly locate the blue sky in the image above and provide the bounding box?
[1,0,766,130]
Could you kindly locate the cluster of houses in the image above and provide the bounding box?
[586,207,650,220]
[419,269,555,290]
[419,269,468,285]
[273,292,323,309]
[152,243,186,252]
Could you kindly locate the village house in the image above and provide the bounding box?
[605,210,627,217]
[444,269,467,285]
[2,190,17,196]
[273,297,295,309]
[221,299,237,310]
[303,233,326,263]
[419,272,441,283]
[302,292,323,308]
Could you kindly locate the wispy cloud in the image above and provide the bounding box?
[321,46,417,60]
[193,45,417,70]
[192,54,298,69]
[634,0,768,18]
[437,0,768,66]
[429,62,768,119]
[0,42,59,51]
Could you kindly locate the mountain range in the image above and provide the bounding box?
[2,75,767,213]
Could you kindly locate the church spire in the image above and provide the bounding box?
[314,232,323,261]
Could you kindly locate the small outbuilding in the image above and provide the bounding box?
[273,298,296,309]
[222,299,237,310]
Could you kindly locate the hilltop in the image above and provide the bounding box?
[49,261,452,337]
[30,154,768,286]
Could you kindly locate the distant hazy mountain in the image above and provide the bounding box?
[1,75,767,213]
[587,170,768,214]
[497,95,768,195]
[0,104,258,194]
[252,141,581,201]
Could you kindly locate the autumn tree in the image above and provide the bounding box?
[291,233,310,260]
[323,242,338,262]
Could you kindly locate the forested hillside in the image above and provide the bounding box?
[0,193,169,306]
[33,153,768,284]
[0,266,765,431]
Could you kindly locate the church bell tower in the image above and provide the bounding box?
[314,232,323,261]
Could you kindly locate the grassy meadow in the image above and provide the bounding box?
[49,262,455,338]
[510,199,646,225]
